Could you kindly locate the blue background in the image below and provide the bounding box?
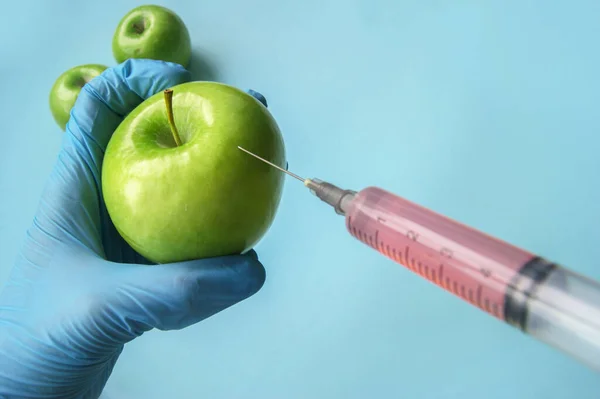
[1,0,599,397]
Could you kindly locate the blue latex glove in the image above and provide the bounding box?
[0,59,266,398]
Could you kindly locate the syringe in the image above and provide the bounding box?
[238,146,600,373]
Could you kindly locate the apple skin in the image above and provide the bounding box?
[101,82,286,264]
[49,64,108,131]
[112,5,191,67]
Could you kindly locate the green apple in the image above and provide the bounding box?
[101,82,286,264]
[112,5,192,67]
[49,64,108,131]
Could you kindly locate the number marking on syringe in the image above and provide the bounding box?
[407,230,419,241]
[349,218,504,317]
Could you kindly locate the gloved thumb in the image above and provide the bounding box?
[105,250,265,338]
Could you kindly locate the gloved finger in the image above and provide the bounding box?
[247,89,268,107]
[68,58,191,151]
[104,250,266,339]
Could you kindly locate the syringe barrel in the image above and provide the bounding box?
[345,186,600,371]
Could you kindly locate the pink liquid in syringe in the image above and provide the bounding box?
[345,186,545,323]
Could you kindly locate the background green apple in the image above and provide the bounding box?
[102,82,286,264]
[112,5,192,67]
[49,64,107,131]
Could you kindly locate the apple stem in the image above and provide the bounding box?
[163,89,183,147]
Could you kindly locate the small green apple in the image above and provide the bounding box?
[102,82,286,264]
[112,5,192,67]
[49,64,108,131]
